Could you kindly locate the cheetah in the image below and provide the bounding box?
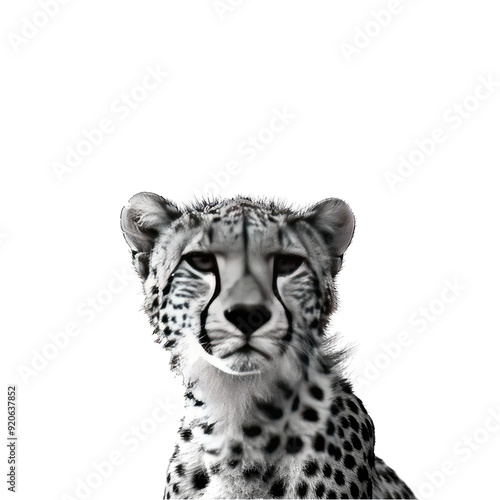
[121,192,416,499]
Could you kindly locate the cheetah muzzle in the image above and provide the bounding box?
[121,193,416,499]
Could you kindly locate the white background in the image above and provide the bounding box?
[1,1,500,499]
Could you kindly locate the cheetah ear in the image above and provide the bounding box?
[121,192,181,279]
[304,198,355,272]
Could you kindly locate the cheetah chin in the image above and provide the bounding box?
[121,193,416,500]
[187,326,263,376]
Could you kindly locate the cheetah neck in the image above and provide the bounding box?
[178,351,336,463]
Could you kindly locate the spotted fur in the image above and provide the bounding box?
[121,193,415,499]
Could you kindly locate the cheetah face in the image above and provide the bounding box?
[121,193,354,377]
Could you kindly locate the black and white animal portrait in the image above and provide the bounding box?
[121,192,415,499]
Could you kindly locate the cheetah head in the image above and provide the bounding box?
[121,193,354,381]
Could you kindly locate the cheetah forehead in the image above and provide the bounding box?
[184,198,293,226]
[167,198,303,253]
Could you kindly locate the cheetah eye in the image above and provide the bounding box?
[274,254,304,276]
[184,252,217,273]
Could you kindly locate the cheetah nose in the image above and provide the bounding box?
[224,305,272,338]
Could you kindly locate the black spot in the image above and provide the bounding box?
[185,391,204,407]
[257,401,283,420]
[323,463,332,478]
[269,478,286,497]
[347,399,359,414]
[166,473,171,483]
[243,465,260,479]
[348,415,360,432]
[328,443,342,460]
[286,436,303,454]
[265,435,281,453]
[297,482,309,498]
[340,494,349,499]
[172,483,179,494]
[298,352,309,366]
[350,482,359,497]
[361,423,370,441]
[310,385,324,400]
[228,459,240,468]
[231,443,243,455]
[161,313,168,323]
[352,434,362,450]
[330,403,339,415]
[337,426,345,439]
[304,460,319,476]
[192,469,209,490]
[201,422,215,434]
[175,463,184,476]
[339,379,353,394]
[180,428,192,441]
[335,396,345,410]
[326,490,337,499]
[314,433,326,452]
[242,425,262,437]
[277,382,293,399]
[309,318,319,329]
[357,465,369,483]
[302,407,319,422]
[291,395,300,411]
[334,469,345,486]
[326,420,335,435]
[365,418,374,438]
[340,416,350,429]
[343,440,353,452]
[368,450,375,468]
[344,454,356,469]
[315,482,326,498]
